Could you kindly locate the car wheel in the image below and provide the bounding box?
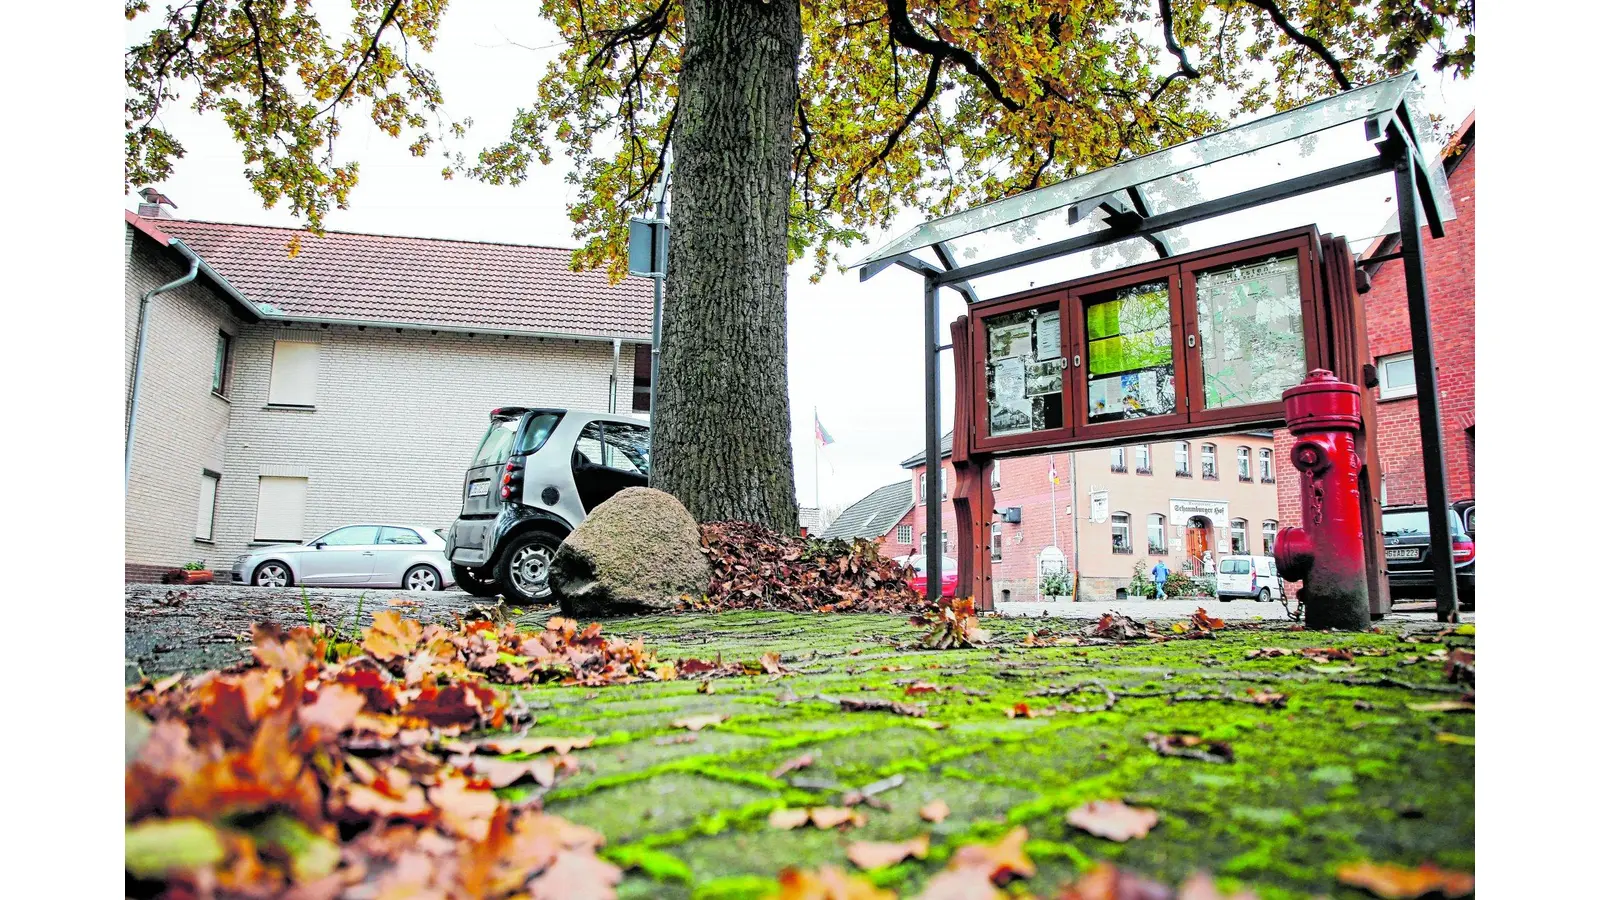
[252,561,293,588]
[1257,588,1272,602]
[452,564,499,598]
[495,530,563,604]
[404,564,442,592]
[1218,596,1233,602]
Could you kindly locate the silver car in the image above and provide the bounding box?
[232,524,457,591]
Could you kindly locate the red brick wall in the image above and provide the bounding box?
[1364,141,1476,506]
[897,454,1076,602]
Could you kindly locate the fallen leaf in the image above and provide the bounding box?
[298,684,366,736]
[1007,702,1055,719]
[1244,689,1287,708]
[916,867,1006,899]
[947,826,1034,884]
[1302,647,1355,661]
[1066,799,1161,842]
[839,697,926,717]
[1190,608,1225,631]
[771,754,815,779]
[363,610,424,661]
[1145,732,1234,764]
[472,735,595,755]
[809,807,867,830]
[528,848,623,900]
[776,866,897,900]
[760,652,789,674]
[1336,861,1474,899]
[671,714,727,732]
[1057,863,1178,900]
[905,681,940,696]
[847,834,930,869]
[1177,871,1261,900]
[698,681,715,694]
[1407,700,1474,713]
[429,774,499,841]
[769,808,811,830]
[1245,647,1294,659]
[919,799,951,823]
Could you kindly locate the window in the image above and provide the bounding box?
[919,473,927,505]
[1220,558,1249,574]
[1147,513,1167,555]
[632,344,652,412]
[379,527,425,545]
[600,422,651,475]
[211,332,233,396]
[1110,447,1127,473]
[1111,512,1131,554]
[1200,443,1217,479]
[254,476,308,541]
[316,525,382,546]
[1134,444,1152,474]
[1259,448,1275,483]
[1236,447,1253,481]
[1377,352,1417,399]
[919,532,927,554]
[1380,473,1388,505]
[1230,518,1248,554]
[195,471,219,541]
[991,460,1001,489]
[1174,442,1190,477]
[896,524,913,545]
[268,340,319,406]
[941,468,949,500]
[941,529,951,553]
[991,522,1002,560]
[1262,520,1278,555]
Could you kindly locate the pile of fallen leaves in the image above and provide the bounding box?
[695,521,932,613]
[910,597,990,649]
[123,610,671,898]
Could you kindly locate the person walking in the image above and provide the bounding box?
[1152,559,1169,600]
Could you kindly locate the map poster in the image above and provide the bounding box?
[989,321,1033,361]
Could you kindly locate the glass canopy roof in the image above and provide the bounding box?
[855,72,1456,289]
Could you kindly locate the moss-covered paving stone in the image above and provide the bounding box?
[488,611,1472,897]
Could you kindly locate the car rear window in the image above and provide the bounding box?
[1382,509,1464,537]
[515,413,562,455]
[1220,559,1248,574]
[471,417,520,467]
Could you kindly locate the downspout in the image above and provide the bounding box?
[609,338,621,413]
[125,255,200,492]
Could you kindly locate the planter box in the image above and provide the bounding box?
[163,569,215,585]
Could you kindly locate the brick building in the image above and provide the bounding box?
[1273,114,1475,526]
[830,431,1280,602]
[124,206,653,581]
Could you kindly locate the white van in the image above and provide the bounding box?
[1216,555,1283,602]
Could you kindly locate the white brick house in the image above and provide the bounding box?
[124,209,654,581]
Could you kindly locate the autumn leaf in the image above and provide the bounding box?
[363,610,423,661]
[472,735,595,756]
[760,652,789,674]
[671,714,727,731]
[917,867,1006,899]
[905,681,940,696]
[298,683,366,736]
[847,833,930,870]
[770,754,815,779]
[947,826,1034,884]
[776,866,897,900]
[1007,702,1055,719]
[1245,648,1294,659]
[1244,689,1287,707]
[527,848,623,900]
[769,808,811,830]
[1189,608,1225,631]
[1056,863,1180,900]
[919,799,951,823]
[1177,871,1262,900]
[1336,861,1474,898]
[1066,800,1161,842]
[1146,732,1235,764]
[809,807,867,830]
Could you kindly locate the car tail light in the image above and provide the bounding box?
[1451,538,1475,564]
[500,458,525,500]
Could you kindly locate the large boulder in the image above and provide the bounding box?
[549,487,711,617]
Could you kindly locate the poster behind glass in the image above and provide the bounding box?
[1194,255,1306,409]
[1084,281,1177,423]
[985,303,1063,437]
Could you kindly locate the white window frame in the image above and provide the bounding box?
[1147,513,1167,555]
[940,467,948,500]
[990,522,1002,561]
[1201,443,1217,479]
[1111,512,1131,554]
[896,524,913,545]
[1230,518,1248,555]
[195,471,220,541]
[212,332,232,397]
[1175,441,1190,476]
[919,472,927,505]
[1110,447,1127,472]
[941,529,950,553]
[1134,444,1151,474]
[268,340,319,407]
[990,460,1000,489]
[919,532,927,554]
[1260,448,1274,483]
[1377,352,1418,400]
[1236,446,1253,481]
[1262,520,1278,555]
[255,475,308,542]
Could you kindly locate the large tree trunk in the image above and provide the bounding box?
[653,0,801,533]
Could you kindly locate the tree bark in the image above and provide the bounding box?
[653,0,802,533]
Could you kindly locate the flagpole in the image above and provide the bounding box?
[1050,455,1059,550]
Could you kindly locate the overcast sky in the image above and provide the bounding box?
[126,2,1474,516]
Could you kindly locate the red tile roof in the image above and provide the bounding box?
[144,217,653,340]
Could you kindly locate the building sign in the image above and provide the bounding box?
[1089,490,1108,523]
[1170,498,1228,525]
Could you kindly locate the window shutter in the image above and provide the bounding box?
[268,341,319,406]
[255,476,308,541]
[195,473,219,540]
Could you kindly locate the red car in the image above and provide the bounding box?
[897,554,959,598]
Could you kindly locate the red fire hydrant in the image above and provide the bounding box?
[1274,370,1371,630]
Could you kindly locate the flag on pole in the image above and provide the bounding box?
[814,412,835,446]
[1048,456,1060,485]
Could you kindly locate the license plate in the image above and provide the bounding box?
[1386,547,1421,561]
[468,481,490,497]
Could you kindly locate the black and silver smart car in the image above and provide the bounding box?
[445,408,650,604]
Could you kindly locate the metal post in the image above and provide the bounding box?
[1392,143,1459,622]
[646,149,672,478]
[923,276,942,600]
